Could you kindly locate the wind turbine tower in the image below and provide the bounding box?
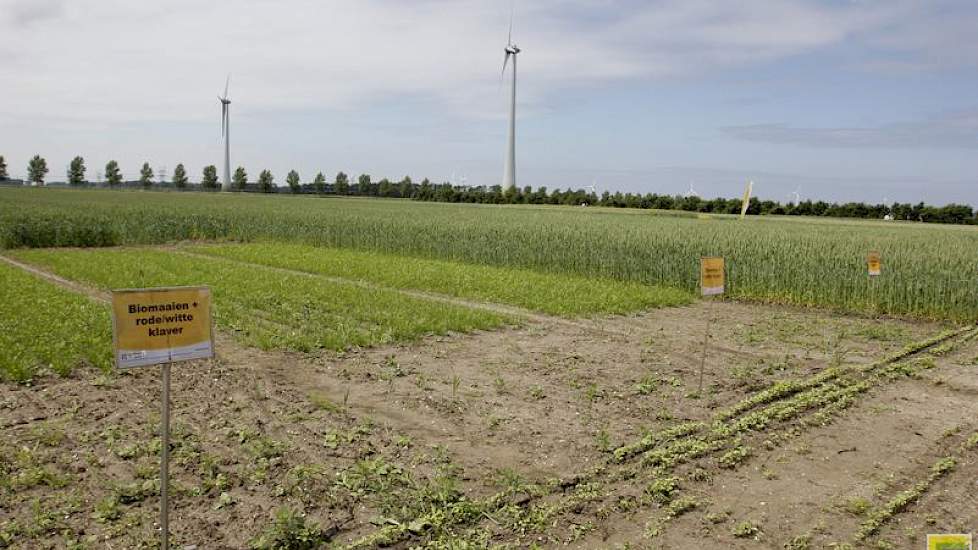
[501,12,520,191]
[219,75,232,191]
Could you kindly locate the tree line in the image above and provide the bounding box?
[1,154,973,224]
[409,183,976,224]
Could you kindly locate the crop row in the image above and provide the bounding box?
[6,248,513,354]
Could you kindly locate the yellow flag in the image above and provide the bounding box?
[740,180,753,219]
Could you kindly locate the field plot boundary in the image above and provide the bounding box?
[171,247,557,325]
[0,254,110,303]
[171,246,672,336]
[178,242,693,318]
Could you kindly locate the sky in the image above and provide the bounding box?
[1,0,976,205]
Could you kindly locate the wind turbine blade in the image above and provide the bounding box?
[221,104,226,137]
[502,52,511,79]
[507,3,513,45]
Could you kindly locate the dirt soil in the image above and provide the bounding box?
[2,263,978,549]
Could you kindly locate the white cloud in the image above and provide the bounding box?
[3,0,65,26]
[1,0,976,199]
[0,0,963,124]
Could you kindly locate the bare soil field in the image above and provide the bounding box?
[2,259,977,549]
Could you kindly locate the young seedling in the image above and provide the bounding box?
[732,520,760,538]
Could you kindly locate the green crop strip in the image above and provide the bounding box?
[186,242,691,317]
[3,188,978,321]
[0,261,111,382]
[610,327,971,463]
[6,248,514,353]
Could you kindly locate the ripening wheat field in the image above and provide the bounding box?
[2,186,977,321]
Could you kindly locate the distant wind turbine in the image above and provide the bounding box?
[586,180,598,195]
[684,182,699,198]
[501,5,520,191]
[789,186,801,204]
[219,75,231,191]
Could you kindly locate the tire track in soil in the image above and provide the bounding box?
[0,253,111,302]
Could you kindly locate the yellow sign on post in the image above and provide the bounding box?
[928,534,972,550]
[867,251,881,277]
[111,286,213,550]
[700,257,725,296]
[111,287,214,369]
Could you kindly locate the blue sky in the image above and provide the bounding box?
[1,0,976,204]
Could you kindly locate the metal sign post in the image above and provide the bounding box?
[698,257,725,395]
[161,363,170,550]
[110,286,214,550]
[698,300,716,395]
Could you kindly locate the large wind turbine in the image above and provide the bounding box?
[219,75,231,191]
[501,10,520,191]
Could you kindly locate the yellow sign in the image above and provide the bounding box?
[928,534,972,550]
[700,257,725,296]
[868,250,881,277]
[111,287,214,368]
[740,180,753,219]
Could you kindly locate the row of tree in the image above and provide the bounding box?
[410,183,976,224]
[1,154,973,224]
[1,155,276,191]
[0,154,424,196]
